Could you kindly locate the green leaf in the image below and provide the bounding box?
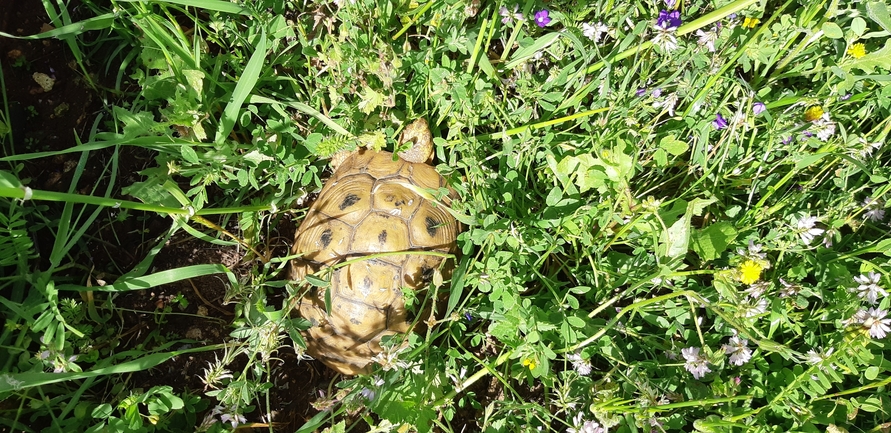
[691,221,738,261]
[867,1,891,33]
[180,145,199,164]
[851,17,867,37]
[865,365,880,380]
[859,397,883,412]
[114,106,161,139]
[659,135,689,156]
[658,197,716,260]
[0,170,22,189]
[0,13,115,40]
[846,39,891,74]
[358,86,387,114]
[546,186,563,206]
[215,30,267,143]
[0,345,217,393]
[821,22,843,39]
[654,148,668,167]
[92,403,113,419]
[505,32,561,70]
[794,152,830,170]
[142,0,249,14]
[56,264,233,292]
[243,150,274,166]
[566,316,586,328]
[305,274,330,288]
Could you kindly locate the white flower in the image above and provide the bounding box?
[211,405,246,428]
[681,347,711,379]
[200,355,234,390]
[744,281,770,299]
[722,335,752,366]
[863,197,886,222]
[822,228,836,248]
[850,308,891,339]
[371,344,411,371]
[857,137,883,158]
[742,297,769,317]
[581,22,609,43]
[360,387,376,401]
[795,215,825,245]
[851,272,887,304]
[804,347,834,365]
[499,5,523,25]
[778,278,801,298]
[696,29,718,51]
[567,352,593,376]
[651,27,678,52]
[812,114,836,141]
[737,240,766,261]
[567,412,606,433]
[653,92,679,116]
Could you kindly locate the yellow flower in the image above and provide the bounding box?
[804,106,825,122]
[847,43,866,59]
[742,17,760,28]
[522,358,536,370]
[738,260,763,285]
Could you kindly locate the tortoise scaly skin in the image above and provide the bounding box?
[290,119,460,375]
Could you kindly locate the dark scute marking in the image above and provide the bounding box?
[378,230,388,244]
[320,229,333,247]
[339,193,360,211]
[362,276,373,291]
[425,216,438,237]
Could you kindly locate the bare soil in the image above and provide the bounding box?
[1,1,335,431]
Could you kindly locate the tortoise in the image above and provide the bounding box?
[290,119,461,375]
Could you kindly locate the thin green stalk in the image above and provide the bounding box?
[469,108,609,142]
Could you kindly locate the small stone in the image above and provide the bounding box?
[185,327,203,340]
[32,73,55,92]
[197,305,209,316]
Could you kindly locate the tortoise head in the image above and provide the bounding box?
[397,118,434,164]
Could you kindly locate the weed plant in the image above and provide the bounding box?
[1,0,890,431]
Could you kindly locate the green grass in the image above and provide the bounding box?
[1,0,890,431]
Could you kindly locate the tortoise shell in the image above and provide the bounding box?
[290,125,460,375]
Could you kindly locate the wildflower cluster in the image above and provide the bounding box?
[651,9,682,52]
[681,347,711,379]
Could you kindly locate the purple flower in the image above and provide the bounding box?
[839,93,852,101]
[534,10,551,27]
[781,136,793,145]
[713,113,728,130]
[665,0,676,8]
[753,102,766,115]
[656,9,682,29]
[652,88,662,98]
[636,88,647,97]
